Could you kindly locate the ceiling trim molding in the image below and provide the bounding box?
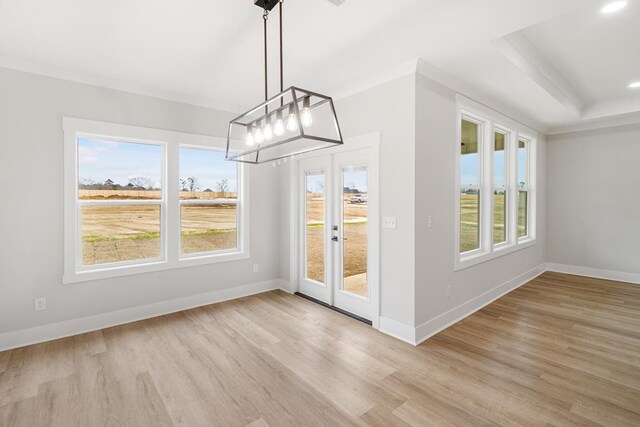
[415,58,549,134]
[547,111,640,135]
[331,58,420,101]
[0,54,243,114]
[492,32,586,118]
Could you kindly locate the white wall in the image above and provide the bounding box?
[0,67,281,341]
[279,74,417,328]
[413,73,547,342]
[547,124,640,277]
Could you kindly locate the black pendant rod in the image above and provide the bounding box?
[279,0,284,106]
[263,9,269,115]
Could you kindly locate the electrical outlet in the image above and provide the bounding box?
[253,264,259,273]
[34,297,47,312]
[446,285,452,299]
[428,215,433,229]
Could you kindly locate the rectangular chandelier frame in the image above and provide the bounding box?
[226,86,344,164]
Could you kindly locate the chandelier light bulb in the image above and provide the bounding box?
[254,121,264,144]
[246,125,255,146]
[286,104,299,132]
[274,111,285,136]
[301,96,313,128]
[264,117,274,141]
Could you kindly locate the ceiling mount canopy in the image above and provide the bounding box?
[226,0,344,165]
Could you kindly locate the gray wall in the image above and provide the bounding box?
[414,73,547,327]
[547,124,640,274]
[0,67,281,334]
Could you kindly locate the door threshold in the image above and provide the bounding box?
[295,292,373,326]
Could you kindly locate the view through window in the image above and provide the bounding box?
[78,138,163,266]
[460,119,481,253]
[179,148,239,255]
[304,171,325,283]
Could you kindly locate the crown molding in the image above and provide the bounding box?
[415,58,549,134]
[547,110,640,135]
[0,54,243,114]
[330,58,420,101]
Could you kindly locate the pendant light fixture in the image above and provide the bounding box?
[226,0,344,164]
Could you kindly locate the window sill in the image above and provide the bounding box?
[455,239,536,271]
[63,251,250,284]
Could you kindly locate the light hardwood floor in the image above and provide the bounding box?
[1,272,639,426]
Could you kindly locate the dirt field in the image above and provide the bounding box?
[81,204,237,265]
[305,193,368,297]
[460,193,527,253]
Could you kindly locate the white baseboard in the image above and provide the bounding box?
[379,316,416,345]
[413,263,546,346]
[277,279,294,294]
[545,263,640,285]
[0,279,283,352]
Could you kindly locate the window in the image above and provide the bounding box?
[517,139,530,239]
[78,138,164,267]
[456,98,536,269]
[493,131,508,246]
[64,118,248,283]
[460,119,481,253]
[179,148,239,256]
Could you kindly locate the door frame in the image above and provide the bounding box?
[288,132,380,329]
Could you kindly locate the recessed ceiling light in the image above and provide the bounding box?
[629,81,640,89]
[601,1,628,14]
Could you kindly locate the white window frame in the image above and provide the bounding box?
[492,126,511,250]
[455,96,536,271]
[63,117,249,284]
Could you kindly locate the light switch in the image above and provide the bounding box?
[382,217,397,229]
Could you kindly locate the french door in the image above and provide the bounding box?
[298,148,378,321]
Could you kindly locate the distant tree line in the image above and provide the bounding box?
[80,177,232,193]
[80,177,159,191]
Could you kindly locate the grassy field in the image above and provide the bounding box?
[460,193,528,253]
[81,204,237,265]
[305,193,368,296]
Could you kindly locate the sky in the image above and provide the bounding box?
[78,137,237,192]
[306,166,368,194]
[460,148,527,188]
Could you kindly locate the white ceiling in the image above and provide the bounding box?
[1,0,638,133]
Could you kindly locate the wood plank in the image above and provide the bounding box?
[0,272,639,425]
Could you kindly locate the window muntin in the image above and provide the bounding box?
[493,131,507,245]
[77,138,164,269]
[179,147,239,256]
[518,139,529,239]
[460,118,481,253]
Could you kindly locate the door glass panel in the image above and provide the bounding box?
[305,171,325,283]
[342,165,368,297]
